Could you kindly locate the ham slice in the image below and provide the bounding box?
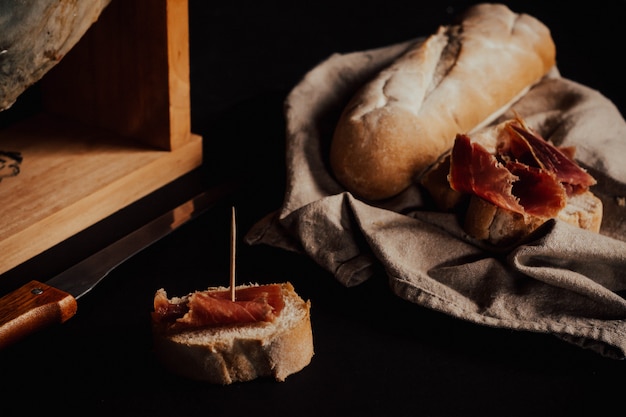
[506,161,566,218]
[152,284,285,331]
[498,120,596,195]
[448,118,596,219]
[450,134,525,215]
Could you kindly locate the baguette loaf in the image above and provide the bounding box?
[152,282,313,384]
[330,3,556,200]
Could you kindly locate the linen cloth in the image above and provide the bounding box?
[244,39,626,358]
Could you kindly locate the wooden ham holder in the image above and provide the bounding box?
[0,0,202,275]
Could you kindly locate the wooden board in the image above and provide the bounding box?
[0,116,202,274]
[0,0,202,275]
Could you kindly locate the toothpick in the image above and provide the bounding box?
[230,206,236,302]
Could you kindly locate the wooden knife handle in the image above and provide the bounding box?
[0,280,78,349]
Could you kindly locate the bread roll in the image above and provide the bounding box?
[330,3,556,200]
[152,282,313,384]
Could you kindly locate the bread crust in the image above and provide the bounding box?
[463,191,603,245]
[152,282,314,384]
[330,3,556,200]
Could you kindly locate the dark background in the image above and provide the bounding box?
[1,1,625,416]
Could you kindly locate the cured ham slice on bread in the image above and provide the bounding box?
[152,284,285,330]
[151,282,313,384]
[421,118,602,245]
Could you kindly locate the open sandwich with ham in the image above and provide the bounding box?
[420,117,602,245]
[151,282,314,384]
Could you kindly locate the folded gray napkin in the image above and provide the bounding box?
[244,39,626,359]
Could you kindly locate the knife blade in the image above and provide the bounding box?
[0,182,236,349]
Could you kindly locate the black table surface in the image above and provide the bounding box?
[1,1,625,416]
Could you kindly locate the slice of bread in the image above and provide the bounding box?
[464,191,603,245]
[152,282,313,384]
[557,190,603,233]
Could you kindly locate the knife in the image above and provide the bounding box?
[0,182,236,349]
